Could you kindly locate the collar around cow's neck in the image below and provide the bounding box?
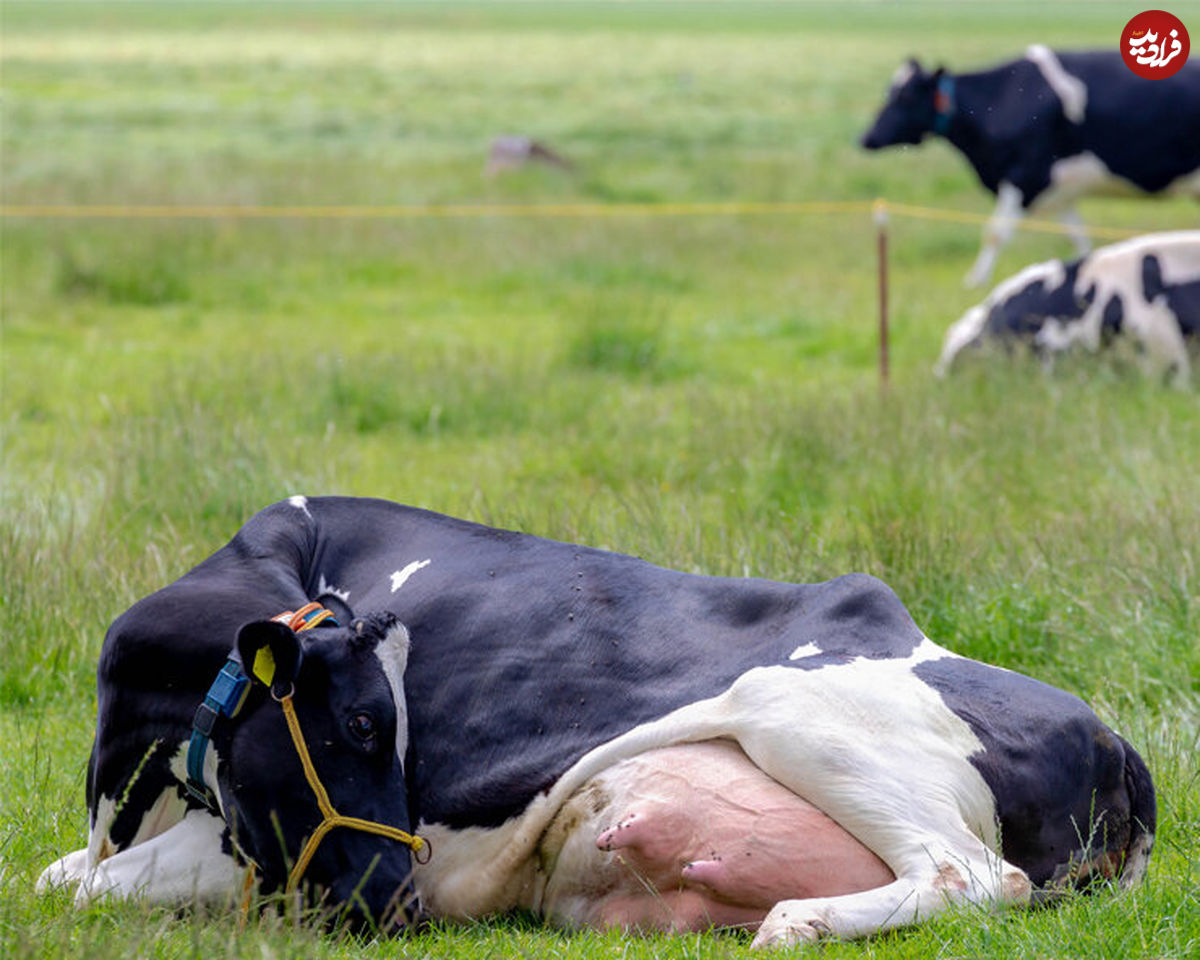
[184,603,337,809]
[933,74,956,134]
[185,659,250,807]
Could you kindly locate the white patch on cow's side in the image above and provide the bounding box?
[72,809,243,907]
[317,573,351,604]
[1102,231,1200,284]
[1025,45,1087,123]
[908,635,959,665]
[390,559,431,593]
[1040,152,1125,211]
[288,494,312,518]
[1073,231,1199,384]
[412,636,1005,931]
[374,621,412,767]
[788,642,822,660]
[966,181,1024,288]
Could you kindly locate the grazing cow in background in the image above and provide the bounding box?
[40,498,1156,947]
[861,47,1200,287]
[935,230,1200,384]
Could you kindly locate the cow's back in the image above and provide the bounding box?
[1057,51,1200,190]
[297,498,929,828]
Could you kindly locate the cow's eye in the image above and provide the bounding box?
[348,713,376,741]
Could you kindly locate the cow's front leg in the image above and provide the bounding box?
[72,809,243,906]
[750,848,1031,949]
[966,182,1024,288]
[1138,316,1193,388]
[36,848,91,894]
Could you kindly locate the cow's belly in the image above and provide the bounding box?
[1036,153,1139,207]
[537,739,895,932]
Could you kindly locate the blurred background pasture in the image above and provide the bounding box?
[1,3,1197,958]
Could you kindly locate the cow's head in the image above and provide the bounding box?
[212,601,420,931]
[861,59,945,149]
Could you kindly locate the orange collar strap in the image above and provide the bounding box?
[271,601,338,632]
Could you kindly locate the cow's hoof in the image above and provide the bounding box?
[750,909,829,949]
[36,850,90,894]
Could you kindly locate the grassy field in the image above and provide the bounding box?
[2,2,1198,957]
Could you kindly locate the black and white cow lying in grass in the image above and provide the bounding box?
[861,47,1200,287]
[935,231,1200,384]
[40,497,1156,947]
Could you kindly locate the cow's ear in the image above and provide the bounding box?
[315,593,354,627]
[908,57,925,76]
[932,66,946,82]
[237,620,303,699]
[348,611,402,652]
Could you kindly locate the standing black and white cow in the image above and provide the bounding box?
[41,497,1156,947]
[935,230,1200,382]
[861,47,1200,286]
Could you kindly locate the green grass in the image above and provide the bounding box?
[2,2,1198,958]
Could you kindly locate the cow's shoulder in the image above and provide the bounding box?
[965,57,1060,140]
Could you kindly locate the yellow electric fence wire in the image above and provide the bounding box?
[0,200,870,219]
[0,199,1156,240]
[883,202,1147,240]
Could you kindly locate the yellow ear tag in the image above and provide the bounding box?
[252,646,277,686]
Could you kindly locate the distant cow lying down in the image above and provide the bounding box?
[935,231,1200,384]
[40,497,1156,947]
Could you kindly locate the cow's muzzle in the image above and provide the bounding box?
[273,684,429,897]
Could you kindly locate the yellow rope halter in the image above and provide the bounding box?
[268,604,429,896]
